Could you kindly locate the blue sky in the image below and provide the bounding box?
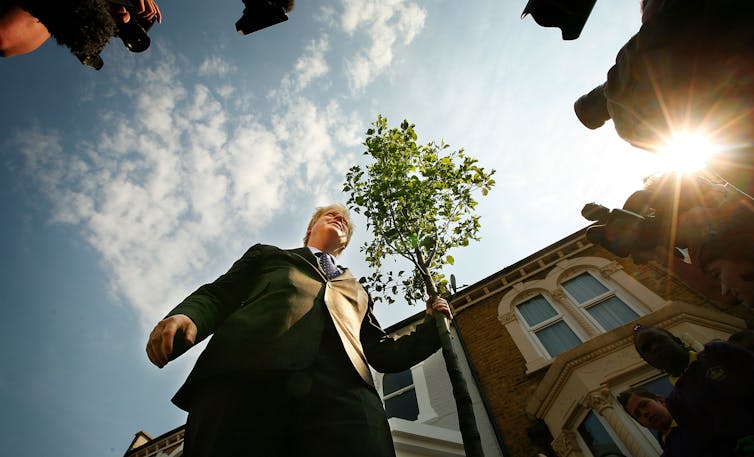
[0,1,667,455]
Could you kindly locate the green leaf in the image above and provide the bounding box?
[341,114,495,306]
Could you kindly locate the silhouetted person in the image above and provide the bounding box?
[633,325,754,456]
[575,0,754,195]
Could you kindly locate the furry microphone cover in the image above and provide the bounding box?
[16,0,117,57]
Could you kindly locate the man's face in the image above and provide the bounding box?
[706,258,754,307]
[634,328,689,376]
[306,209,349,254]
[626,394,673,431]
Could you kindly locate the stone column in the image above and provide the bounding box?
[583,388,650,457]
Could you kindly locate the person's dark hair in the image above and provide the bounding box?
[617,388,660,415]
[728,329,754,351]
[15,0,116,57]
[633,325,689,353]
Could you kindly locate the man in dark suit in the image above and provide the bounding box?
[146,203,451,457]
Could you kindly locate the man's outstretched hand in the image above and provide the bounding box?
[146,314,196,368]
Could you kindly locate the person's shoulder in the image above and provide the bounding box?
[703,340,754,360]
[251,243,282,252]
[242,245,316,262]
[240,243,282,258]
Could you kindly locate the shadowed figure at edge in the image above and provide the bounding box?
[631,325,754,456]
[146,203,452,457]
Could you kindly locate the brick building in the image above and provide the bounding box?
[449,227,753,457]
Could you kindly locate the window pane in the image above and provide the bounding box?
[536,321,581,357]
[563,273,609,303]
[641,376,673,398]
[385,389,419,421]
[587,297,639,331]
[383,370,413,396]
[518,295,557,326]
[578,411,623,457]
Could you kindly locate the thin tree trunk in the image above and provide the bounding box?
[417,250,485,457]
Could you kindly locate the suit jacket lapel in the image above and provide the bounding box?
[290,246,318,265]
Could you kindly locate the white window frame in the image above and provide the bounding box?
[560,270,645,333]
[515,293,586,359]
[499,256,666,374]
[376,362,438,423]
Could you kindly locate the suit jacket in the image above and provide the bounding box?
[168,244,441,411]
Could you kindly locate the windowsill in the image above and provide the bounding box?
[525,356,553,375]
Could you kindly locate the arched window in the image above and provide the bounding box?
[499,257,663,373]
[561,272,640,332]
[516,294,582,357]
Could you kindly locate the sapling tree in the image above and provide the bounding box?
[343,115,495,457]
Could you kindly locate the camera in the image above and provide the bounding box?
[77,0,156,70]
[574,83,611,130]
[112,0,156,53]
[582,203,665,259]
[236,0,294,35]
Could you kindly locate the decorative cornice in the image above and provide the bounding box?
[529,328,635,417]
[582,388,612,413]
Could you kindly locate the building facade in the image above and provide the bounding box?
[449,228,753,457]
[125,227,753,457]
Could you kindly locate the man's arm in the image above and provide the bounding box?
[361,297,451,373]
[146,244,267,368]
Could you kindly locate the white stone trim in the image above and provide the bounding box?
[498,256,662,372]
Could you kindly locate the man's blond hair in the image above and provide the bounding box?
[303,203,354,255]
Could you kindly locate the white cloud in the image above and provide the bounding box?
[294,38,330,89]
[339,0,426,92]
[198,55,235,77]
[18,45,368,329]
[274,37,332,101]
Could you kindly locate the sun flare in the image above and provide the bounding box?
[652,132,720,173]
